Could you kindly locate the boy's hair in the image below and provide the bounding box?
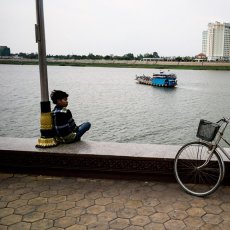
[50,90,69,104]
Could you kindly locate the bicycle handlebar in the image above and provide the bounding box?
[222,117,230,123]
[216,118,225,124]
[216,119,223,123]
[216,117,230,124]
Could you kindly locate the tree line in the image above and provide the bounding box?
[12,52,197,62]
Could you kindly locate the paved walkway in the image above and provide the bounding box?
[0,173,230,230]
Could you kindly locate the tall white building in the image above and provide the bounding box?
[202,22,230,61]
[202,31,208,55]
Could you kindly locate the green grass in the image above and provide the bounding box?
[1,59,230,70]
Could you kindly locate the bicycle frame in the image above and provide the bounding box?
[197,117,230,171]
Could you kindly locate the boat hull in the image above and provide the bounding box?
[152,77,177,87]
[136,76,177,87]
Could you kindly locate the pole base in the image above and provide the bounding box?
[36,137,58,148]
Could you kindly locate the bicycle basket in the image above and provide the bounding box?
[196,119,220,142]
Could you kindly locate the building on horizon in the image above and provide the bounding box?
[0,46,11,56]
[195,53,207,62]
[202,22,230,61]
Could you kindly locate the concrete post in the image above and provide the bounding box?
[35,0,57,147]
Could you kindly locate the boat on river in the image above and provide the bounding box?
[136,71,177,87]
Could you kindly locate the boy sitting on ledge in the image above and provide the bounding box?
[50,90,91,143]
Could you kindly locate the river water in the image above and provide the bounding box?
[0,64,230,146]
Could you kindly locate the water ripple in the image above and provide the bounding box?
[1,65,230,146]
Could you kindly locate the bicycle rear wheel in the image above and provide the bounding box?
[174,141,223,197]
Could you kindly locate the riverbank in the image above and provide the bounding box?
[1,58,230,70]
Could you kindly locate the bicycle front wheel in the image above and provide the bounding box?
[174,141,223,197]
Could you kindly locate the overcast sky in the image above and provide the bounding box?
[1,0,229,57]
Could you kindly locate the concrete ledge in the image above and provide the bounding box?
[0,137,230,182]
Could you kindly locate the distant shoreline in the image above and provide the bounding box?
[1,58,230,70]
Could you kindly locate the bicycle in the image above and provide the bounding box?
[174,117,230,197]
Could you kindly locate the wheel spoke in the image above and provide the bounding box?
[174,142,223,197]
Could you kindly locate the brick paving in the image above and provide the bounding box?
[0,173,230,229]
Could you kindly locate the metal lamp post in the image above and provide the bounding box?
[35,0,57,147]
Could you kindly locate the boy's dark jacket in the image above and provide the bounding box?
[52,105,78,143]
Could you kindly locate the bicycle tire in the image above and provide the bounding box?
[174,141,223,197]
